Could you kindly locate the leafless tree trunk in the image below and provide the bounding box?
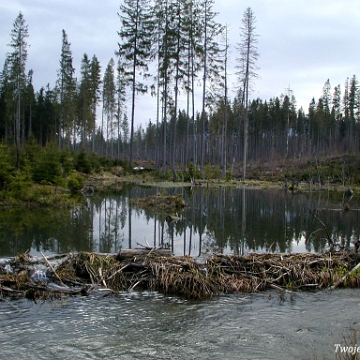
[237,8,259,180]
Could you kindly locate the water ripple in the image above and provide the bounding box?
[0,289,359,359]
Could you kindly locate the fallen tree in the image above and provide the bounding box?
[1,250,360,301]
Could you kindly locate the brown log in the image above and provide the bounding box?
[330,261,360,289]
[40,251,67,287]
[116,248,172,260]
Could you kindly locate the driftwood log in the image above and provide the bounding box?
[116,248,172,260]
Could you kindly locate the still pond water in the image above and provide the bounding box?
[1,185,360,258]
[1,186,360,359]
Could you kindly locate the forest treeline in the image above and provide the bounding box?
[1,2,360,183]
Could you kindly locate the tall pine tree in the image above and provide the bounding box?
[199,0,224,174]
[8,12,29,163]
[117,0,153,166]
[89,55,102,152]
[102,59,116,157]
[57,30,76,149]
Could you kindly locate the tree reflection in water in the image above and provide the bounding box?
[1,186,360,257]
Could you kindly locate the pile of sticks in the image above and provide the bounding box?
[206,252,360,293]
[1,250,360,301]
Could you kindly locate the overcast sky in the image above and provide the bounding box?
[1,0,360,128]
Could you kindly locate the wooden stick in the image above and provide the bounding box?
[309,210,335,248]
[98,267,107,288]
[29,284,84,295]
[129,279,143,291]
[40,251,66,287]
[269,283,285,291]
[106,264,129,281]
[330,262,360,290]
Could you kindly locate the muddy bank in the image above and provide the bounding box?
[1,250,360,301]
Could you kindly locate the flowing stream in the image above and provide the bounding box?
[1,289,359,359]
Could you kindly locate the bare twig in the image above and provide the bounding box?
[40,251,67,287]
[308,210,335,249]
[330,262,360,290]
[129,279,143,291]
[106,264,129,281]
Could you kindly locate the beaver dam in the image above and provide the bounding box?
[137,194,186,212]
[1,249,360,301]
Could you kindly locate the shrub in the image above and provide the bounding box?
[32,147,62,184]
[75,150,92,174]
[212,165,220,179]
[186,162,201,181]
[9,161,33,199]
[225,171,233,181]
[67,171,85,193]
[87,152,102,173]
[59,149,75,175]
[23,137,41,165]
[204,163,212,179]
[0,144,15,191]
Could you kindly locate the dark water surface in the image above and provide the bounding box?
[1,289,359,359]
[1,185,359,258]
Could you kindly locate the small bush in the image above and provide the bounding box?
[67,172,85,193]
[212,165,220,179]
[33,147,62,184]
[157,171,173,181]
[0,144,15,190]
[186,162,201,181]
[75,150,92,174]
[10,162,33,200]
[59,149,75,175]
[23,137,41,165]
[226,171,233,181]
[87,152,102,173]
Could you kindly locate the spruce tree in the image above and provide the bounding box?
[349,75,358,122]
[332,85,341,121]
[8,12,29,164]
[89,55,102,152]
[182,0,203,168]
[78,53,93,148]
[25,69,35,139]
[117,0,153,166]
[348,75,358,149]
[199,0,224,174]
[0,58,13,143]
[57,29,76,149]
[102,59,116,157]
[153,0,175,173]
[115,55,127,158]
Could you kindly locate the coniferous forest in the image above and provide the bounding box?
[1,1,360,186]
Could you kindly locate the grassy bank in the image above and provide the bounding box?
[1,142,360,207]
[0,143,131,207]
